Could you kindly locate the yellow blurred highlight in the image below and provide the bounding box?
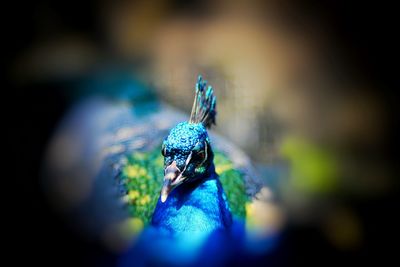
[215,163,233,175]
[120,217,144,236]
[139,195,151,206]
[128,190,140,201]
[281,136,339,194]
[246,187,284,237]
[102,217,144,252]
[125,164,149,179]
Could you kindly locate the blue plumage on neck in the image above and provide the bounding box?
[151,164,232,235]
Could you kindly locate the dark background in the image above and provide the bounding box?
[4,1,398,266]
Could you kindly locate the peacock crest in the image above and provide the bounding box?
[189,75,217,128]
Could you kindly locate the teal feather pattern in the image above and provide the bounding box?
[189,75,217,128]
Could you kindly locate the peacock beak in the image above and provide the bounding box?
[161,161,185,202]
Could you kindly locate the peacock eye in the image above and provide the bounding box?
[197,151,205,160]
[192,141,208,162]
[161,144,167,156]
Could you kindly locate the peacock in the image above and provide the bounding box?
[44,73,281,266]
[146,77,230,233]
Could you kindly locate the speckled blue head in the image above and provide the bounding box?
[160,122,214,202]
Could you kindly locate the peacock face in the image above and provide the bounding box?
[160,122,213,202]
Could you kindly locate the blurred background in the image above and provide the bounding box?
[5,0,398,266]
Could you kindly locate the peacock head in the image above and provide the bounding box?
[160,75,217,202]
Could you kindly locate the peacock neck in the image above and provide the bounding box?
[151,164,232,235]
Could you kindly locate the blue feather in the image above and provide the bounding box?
[151,170,232,234]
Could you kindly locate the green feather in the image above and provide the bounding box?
[120,147,164,225]
[214,151,249,218]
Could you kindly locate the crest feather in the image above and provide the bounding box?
[189,75,217,128]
